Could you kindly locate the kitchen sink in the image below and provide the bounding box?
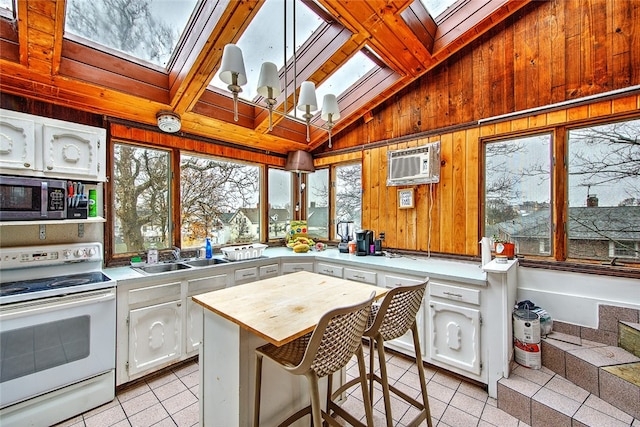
[134,263,192,275]
[184,258,230,267]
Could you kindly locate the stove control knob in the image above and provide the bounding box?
[63,250,72,259]
[74,249,86,258]
[87,247,97,257]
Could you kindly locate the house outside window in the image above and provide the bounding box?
[567,119,640,262]
[484,134,552,257]
[180,154,260,248]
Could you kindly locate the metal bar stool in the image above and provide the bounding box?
[330,281,432,427]
[253,292,376,427]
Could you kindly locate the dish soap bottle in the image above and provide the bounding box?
[147,243,159,264]
[205,237,212,259]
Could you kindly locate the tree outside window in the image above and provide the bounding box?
[567,119,640,261]
[180,154,260,248]
[268,169,292,239]
[307,169,329,239]
[113,143,171,254]
[335,163,362,232]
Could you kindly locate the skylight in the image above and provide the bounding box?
[0,0,13,15]
[315,50,376,113]
[210,0,323,101]
[419,0,457,18]
[64,0,198,68]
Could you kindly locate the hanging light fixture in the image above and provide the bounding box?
[321,94,340,148]
[218,44,247,122]
[256,62,281,131]
[218,43,340,146]
[284,150,315,173]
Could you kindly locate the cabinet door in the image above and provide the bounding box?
[259,263,279,278]
[42,123,104,180]
[428,300,481,376]
[128,300,182,377]
[0,115,36,173]
[315,262,343,278]
[382,275,427,358]
[186,275,226,356]
[344,267,376,284]
[234,266,258,285]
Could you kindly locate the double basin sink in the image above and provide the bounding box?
[133,257,230,275]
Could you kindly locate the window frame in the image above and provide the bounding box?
[480,113,640,270]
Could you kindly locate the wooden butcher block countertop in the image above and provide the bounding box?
[193,271,387,346]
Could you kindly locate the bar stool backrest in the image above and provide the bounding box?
[290,292,376,378]
[367,281,428,342]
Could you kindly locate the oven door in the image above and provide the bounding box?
[0,288,115,408]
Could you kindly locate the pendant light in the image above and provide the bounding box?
[321,94,340,148]
[284,150,315,173]
[256,62,281,131]
[218,44,247,122]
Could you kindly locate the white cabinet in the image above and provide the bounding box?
[129,299,182,377]
[234,266,258,285]
[0,114,36,172]
[185,274,227,356]
[116,270,230,385]
[0,109,106,181]
[426,279,483,381]
[259,263,279,278]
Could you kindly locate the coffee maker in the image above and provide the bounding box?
[355,230,374,256]
[336,221,354,253]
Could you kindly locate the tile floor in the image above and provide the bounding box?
[53,343,634,427]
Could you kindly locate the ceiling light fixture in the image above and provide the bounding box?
[218,43,340,145]
[156,111,181,133]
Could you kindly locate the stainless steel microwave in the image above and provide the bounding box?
[0,175,67,220]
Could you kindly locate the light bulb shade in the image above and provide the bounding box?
[321,94,340,121]
[297,81,318,112]
[256,62,281,99]
[219,44,247,87]
[156,111,181,133]
[284,150,315,173]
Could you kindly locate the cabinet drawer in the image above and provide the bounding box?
[259,264,279,277]
[234,267,258,282]
[384,274,425,288]
[188,274,227,295]
[281,262,314,274]
[315,262,343,278]
[429,282,480,306]
[129,281,181,306]
[344,268,377,284]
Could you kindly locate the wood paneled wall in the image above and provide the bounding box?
[319,0,640,256]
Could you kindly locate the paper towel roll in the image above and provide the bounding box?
[480,237,492,266]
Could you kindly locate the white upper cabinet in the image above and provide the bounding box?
[0,109,106,181]
[0,114,36,172]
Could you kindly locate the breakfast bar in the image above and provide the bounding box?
[193,271,386,427]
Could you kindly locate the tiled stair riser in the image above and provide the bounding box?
[497,303,640,426]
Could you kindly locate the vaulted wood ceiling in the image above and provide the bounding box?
[0,0,532,155]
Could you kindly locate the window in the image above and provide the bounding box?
[567,119,640,261]
[484,134,552,257]
[307,168,329,239]
[0,0,13,16]
[268,168,293,239]
[180,154,260,247]
[64,0,198,67]
[113,143,171,254]
[335,163,362,232]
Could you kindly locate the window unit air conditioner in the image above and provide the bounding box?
[387,141,440,186]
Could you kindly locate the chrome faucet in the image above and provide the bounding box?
[171,246,181,261]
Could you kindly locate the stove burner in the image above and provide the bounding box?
[47,278,91,288]
[0,287,28,296]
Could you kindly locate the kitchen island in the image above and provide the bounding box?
[193,271,386,427]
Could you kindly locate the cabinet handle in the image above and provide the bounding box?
[354,275,365,280]
[24,162,31,168]
[177,302,182,307]
[443,291,463,298]
[47,165,53,170]
[293,267,303,271]
[242,273,255,278]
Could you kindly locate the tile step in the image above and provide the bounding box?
[497,332,640,426]
[619,321,640,358]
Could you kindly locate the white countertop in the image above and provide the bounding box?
[105,246,489,285]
